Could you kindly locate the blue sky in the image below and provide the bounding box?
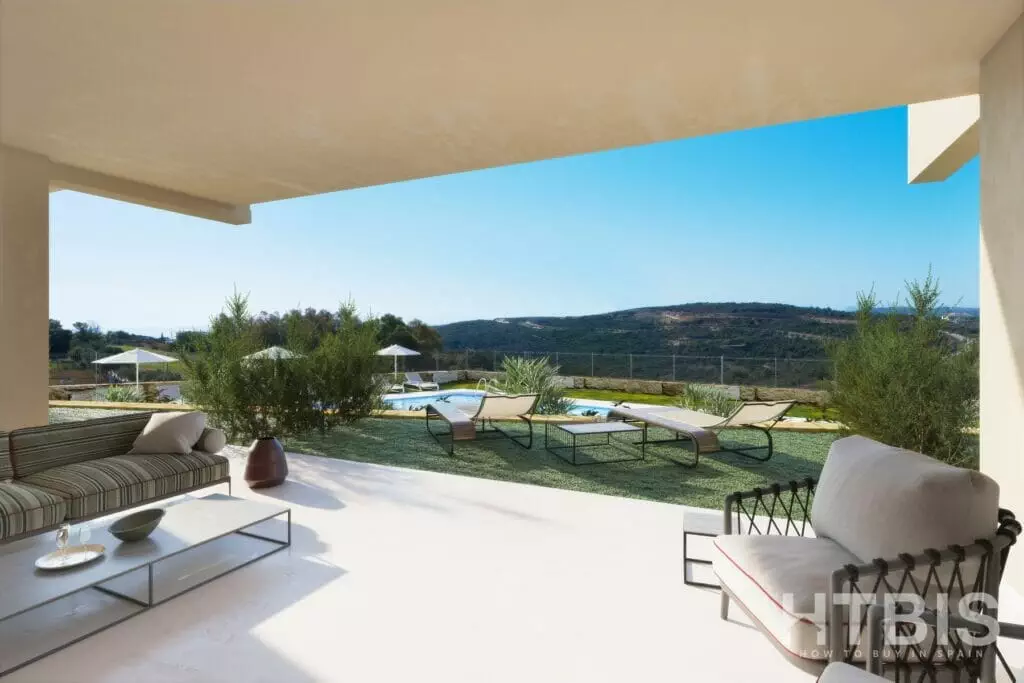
[50,105,979,335]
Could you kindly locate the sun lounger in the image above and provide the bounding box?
[431,370,458,385]
[376,374,405,393]
[404,372,440,391]
[607,400,794,467]
[425,393,538,454]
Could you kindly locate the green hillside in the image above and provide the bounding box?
[436,303,978,387]
[437,303,858,358]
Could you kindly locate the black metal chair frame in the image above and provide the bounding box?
[425,407,534,455]
[718,478,1020,681]
[474,417,534,449]
[610,402,788,468]
[718,424,776,462]
[866,605,1023,682]
[642,423,778,467]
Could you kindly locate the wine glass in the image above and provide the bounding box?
[56,523,70,558]
[77,522,92,546]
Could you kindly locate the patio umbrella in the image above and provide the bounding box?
[376,344,420,379]
[244,346,302,361]
[93,348,178,388]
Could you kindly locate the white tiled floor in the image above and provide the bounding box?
[4,447,1022,682]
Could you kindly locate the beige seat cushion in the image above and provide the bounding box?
[129,412,206,455]
[0,482,67,540]
[810,436,1000,563]
[714,534,860,661]
[22,451,230,519]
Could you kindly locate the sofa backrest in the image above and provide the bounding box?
[0,432,11,480]
[10,412,153,478]
[810,435,999,563]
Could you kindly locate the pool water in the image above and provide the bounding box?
[383,389,612,417]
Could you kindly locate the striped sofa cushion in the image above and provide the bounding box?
[0,432,12,480]
[21,451,230,519]
[0,482,67,540]
[10,412,153,478]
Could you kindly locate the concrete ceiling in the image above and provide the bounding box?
[2,0,1021,207]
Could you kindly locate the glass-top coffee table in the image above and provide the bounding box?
[544,421,645,465]
[0,493,290,676]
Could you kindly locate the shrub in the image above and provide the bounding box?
[142,383,160,403]
[676,384,738,417]
[826,273,978,467]
[182,293,381,442]
[308,303,384,424]
[485,356,575,415]
[105,385,142,403]
[48,387,71,401]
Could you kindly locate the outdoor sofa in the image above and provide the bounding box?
[425,393,538,455]
[0,411,229,544]
[607,400,794,466]
[714,435,1020,681]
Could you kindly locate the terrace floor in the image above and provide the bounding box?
[6,444,1024,682]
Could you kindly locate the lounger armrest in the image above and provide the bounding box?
[723,478,816,537]
[426,401,477,446]
[425,401,466,420]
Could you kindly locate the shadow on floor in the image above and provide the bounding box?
[250,476,347,511]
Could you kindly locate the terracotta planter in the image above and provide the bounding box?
[244,437,288,489]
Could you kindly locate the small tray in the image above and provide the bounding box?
[35,544,106,571]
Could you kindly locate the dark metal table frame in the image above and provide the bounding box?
[0,505,291,678]
[605,415,702,468]
[544,421,645,465]
[683,513,721,589]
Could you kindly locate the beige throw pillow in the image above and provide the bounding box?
[129,412,206,455]
[195,427,227,454]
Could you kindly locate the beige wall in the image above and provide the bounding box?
[980,14,1024,593]
[0,145,51,430]
[907,96,979,183]
[3,2,1020,206]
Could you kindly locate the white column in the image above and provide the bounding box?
[980,14,1024,593]
[0,145,51,430]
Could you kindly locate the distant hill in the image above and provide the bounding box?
[865,306,979,317]
[436,302,979,359]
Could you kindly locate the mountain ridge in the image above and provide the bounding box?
[436,301,978,358]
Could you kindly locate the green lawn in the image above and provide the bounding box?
[444,381,838,421]
[287,417,837,510]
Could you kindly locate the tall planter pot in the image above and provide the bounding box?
[245,437,288,489]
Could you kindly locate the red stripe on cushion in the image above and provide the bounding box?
[713,538,817,626]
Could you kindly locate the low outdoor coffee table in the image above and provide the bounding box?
[544,420,645,465]
[0,493,290,676]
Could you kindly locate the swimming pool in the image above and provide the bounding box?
[383,389,614,417]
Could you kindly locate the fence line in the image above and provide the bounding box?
[400,350,833,390]
[50,349,835,391]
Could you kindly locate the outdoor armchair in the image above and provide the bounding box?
[714,435,1019,681]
